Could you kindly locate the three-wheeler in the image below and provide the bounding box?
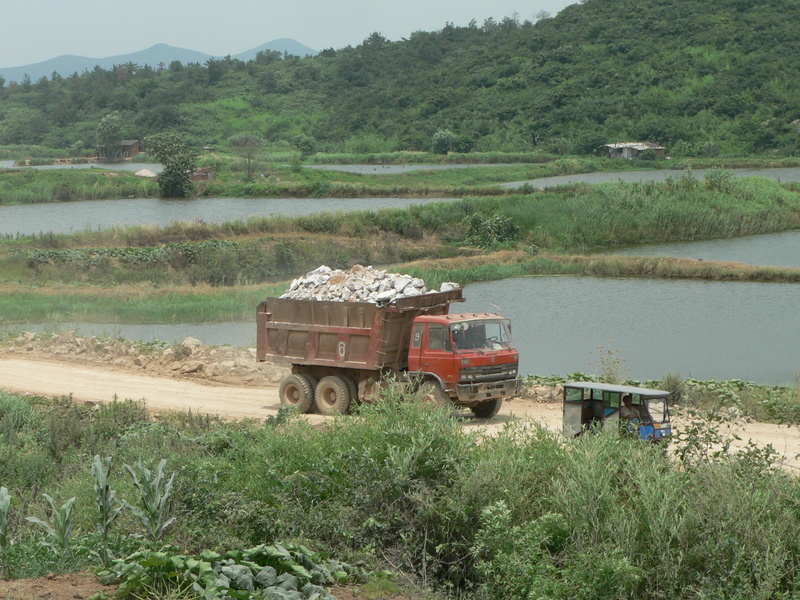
[562,381,672,442]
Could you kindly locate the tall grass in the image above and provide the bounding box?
[2,387,800,597]
[0,169,157,204]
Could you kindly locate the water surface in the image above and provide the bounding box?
[610,230,800,269]
[0,196,459,236]
[15,276,800,386]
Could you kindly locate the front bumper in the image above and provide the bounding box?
[455,378,521,404]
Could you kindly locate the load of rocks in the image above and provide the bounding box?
[280,265,460,304]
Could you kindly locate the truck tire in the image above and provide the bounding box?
[315,376,351,415]
[420,381,448,407]
[470,398,503,419]
[279,374,315,413]
[341,376,358,404]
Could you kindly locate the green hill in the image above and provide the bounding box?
[1,0,799,157]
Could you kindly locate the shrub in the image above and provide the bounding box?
[463,214,519,249]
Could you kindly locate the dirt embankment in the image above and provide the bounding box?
[3,330,289,388]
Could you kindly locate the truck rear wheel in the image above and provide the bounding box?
[315,376,351,415]
[470,398,503,419]
[279,374,315,413]
[341,376,358,404]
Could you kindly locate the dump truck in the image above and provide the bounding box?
[256,288,520,417]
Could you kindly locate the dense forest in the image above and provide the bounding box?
[1,0,799,157]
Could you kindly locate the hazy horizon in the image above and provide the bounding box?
[2,0,576,69]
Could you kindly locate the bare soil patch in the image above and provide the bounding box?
[0,572,116,600]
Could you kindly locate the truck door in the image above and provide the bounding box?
[421,324,459,387]
[408,323,425,372]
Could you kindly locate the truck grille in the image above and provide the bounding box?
[461,363,518,382]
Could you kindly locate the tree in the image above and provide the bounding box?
[95,111,124,162]
[432,129,458,154]
[146,133,197,197]
[228,133,264,180]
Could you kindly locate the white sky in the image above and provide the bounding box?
[2,0,577,67]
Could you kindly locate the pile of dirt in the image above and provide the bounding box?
[2,330,289,387]
[281,264,459,303]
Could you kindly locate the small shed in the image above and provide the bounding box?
[601,142,666,159]
[190,167,215,182]
[119,140,143,158]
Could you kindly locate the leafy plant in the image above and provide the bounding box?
[123,458,176,542]
[26,493,77,567]
[98,542,355,600]
[92,455,124,567]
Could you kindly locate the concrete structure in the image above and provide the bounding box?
[601,142,666,159]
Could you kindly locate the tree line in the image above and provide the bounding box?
[1,0,799,157]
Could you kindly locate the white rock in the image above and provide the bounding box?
[394,276,412,293]
[375,289,398,302]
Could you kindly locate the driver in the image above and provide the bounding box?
[620,394,640,421]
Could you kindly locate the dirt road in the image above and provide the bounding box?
[1,356,799,470]
[0,357,282,421]
[0,356,562,429]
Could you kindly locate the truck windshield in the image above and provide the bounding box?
[450,320,515,351]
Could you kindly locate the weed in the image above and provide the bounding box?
[26,494,77,568]
[123,458,176,542]
[91,455,124,567]
[0,487,11,580]
[591,342,630,384]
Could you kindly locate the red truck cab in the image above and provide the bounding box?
[407,313,520,416]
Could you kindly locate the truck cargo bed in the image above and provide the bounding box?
[256,289,463,371]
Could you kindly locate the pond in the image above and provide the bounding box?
[609,230,800,269]
[0,196,460,236]
[14,276,799,386]
[0,160,162,172]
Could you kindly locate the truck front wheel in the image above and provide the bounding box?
[315,376,351,415]
[470,398,503,419]
[419,381,449,407]
[279,374,315,413]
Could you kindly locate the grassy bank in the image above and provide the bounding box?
[0,283,275,324]
[5,154,800,205]
[1,386,800,599]
[0,167,158,204]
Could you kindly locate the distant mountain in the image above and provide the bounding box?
[0,39,317,84]
[232,39,318,62]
